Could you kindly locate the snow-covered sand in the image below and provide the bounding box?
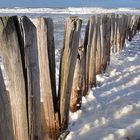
[66,33,140,140]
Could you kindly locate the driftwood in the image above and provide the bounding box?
[0,16,28,140]
[58,17,82,131]
[34,17,59,140]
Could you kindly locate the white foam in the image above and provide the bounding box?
[0,7,140,15]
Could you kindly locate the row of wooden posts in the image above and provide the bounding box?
[0,14,140,140]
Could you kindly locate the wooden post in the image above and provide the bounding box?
[100,15,106,71]
[106,16,111,64]
[100,15,110,71]
[58,17,82,131]
[127,15,133,41]
[137,16,140,31]
[83,19,90,94]
[34,17,59,140]
[128,15,140,41]
[96,15,102,74]
[119,15,128,50]
[116,14,121,52]
[113,14,118,53]
[110,14,115,53]
[84,15,97,90]
[115,14,128,51]
[131,16,138,37]
[14,16,41,140]
[0,67,14,140]
[70,46,85,112]
[0,16,29,140]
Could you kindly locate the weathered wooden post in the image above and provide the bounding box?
[128,15,140,41]
[100,15,106,70]
[137,16,140,31]
[83,19,90,95]
[0,67,14,140]
[96,15,102,74]
[84,15,97,90]
[116,14,122,52]
[58,17,82,131]
[0,16,29,140]
[14,16,41,140]
[70,46,85,112]
[100,15,111,71]
[106,15,111,64]
[127,15,133,41]
[110,14,115,52]
[113,14,118,53]
[131,16,139,37]
[34,17,59,140]
[119,15,128,50]
[115,14,127,51]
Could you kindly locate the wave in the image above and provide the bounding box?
[0,7,140,15]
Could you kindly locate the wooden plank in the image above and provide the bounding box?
[0,16,28,140]
[14,16,42,140]
[34,17,59,140]
[70,46,85,112]
[58,17,82,131]
[0,67,14,140]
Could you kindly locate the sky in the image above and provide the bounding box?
[0,0,140,8]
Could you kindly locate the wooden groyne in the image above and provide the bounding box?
[0,14,140,140]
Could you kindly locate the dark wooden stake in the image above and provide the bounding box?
[58,17,82,131]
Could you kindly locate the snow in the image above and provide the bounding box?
[66,32,140,140]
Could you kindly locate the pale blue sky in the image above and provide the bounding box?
[0,0,140,8]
